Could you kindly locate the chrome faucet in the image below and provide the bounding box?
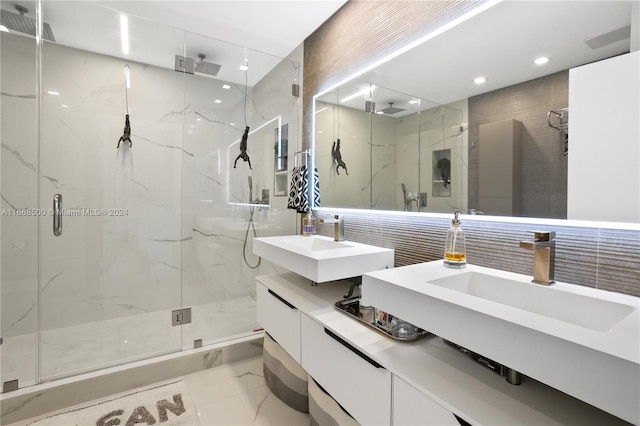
[318,214,345,242]
[519,231,556,285]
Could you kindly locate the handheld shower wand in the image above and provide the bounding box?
[243,175,260,269]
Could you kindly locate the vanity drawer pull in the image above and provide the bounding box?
[268,289,297,310]
[324,328,384,369]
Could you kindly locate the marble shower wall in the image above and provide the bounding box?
[1,27,299,384]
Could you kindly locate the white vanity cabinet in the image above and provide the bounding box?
[256,272,628,426]
[300,313,392,425]
[392,376,460,426]
[256,281,301,362]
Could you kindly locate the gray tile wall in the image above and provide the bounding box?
[468,71,569,219]
[317,213,639,297]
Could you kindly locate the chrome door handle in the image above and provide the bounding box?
[53,194,62,236]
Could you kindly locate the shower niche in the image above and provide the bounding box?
[432,149,451,198]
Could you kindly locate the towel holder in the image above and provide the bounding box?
[293,149,310,168]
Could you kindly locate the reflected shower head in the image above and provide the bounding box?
[378,102,405,115]
[1,5,56,42]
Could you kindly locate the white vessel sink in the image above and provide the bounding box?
[428,271,634,332]
[361,262,640,424]
[253,235,394,283]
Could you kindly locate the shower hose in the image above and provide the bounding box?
[243,206,261,269]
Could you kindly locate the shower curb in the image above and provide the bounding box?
[0,333,264,425]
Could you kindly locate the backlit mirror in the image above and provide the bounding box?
[312,0,638,222]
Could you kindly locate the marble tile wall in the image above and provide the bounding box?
[1,28,300,387]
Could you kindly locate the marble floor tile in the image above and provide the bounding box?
[6,356,309,426]
[237,385,310,426]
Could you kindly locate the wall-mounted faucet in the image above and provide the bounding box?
[519,231,556,285]
[318,214,345,242]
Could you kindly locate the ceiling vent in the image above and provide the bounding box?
[585,25,630,49]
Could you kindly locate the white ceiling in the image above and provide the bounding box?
[3,0,635,114]
[2,0,347,86]
[319,1,636,115]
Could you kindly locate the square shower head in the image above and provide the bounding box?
[1,8,55,42]
[378,102,405,115]
[195,60,221,77]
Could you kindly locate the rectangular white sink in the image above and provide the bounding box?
[253,235,394,283]
[361,261,640,424]
[428,272,634,332]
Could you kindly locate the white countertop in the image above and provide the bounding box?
[361,262,640,364]
[256,272,630,425]
[253,235,394,283]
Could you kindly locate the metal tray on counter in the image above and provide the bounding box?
[334,297,430,341]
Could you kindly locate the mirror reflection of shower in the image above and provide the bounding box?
[547,108,569,157]
[401,183,427,212]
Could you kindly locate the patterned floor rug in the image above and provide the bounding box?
[27,379,200,426]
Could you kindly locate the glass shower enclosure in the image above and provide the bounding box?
[1,1,298,390]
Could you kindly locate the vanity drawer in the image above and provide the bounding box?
[257,282,301,363]
[393,375,462,426]
[301,313,391,425]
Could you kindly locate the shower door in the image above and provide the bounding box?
[35,4,186,381]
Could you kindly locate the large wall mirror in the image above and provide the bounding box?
[315,83,466,213]
[312,0,639,222]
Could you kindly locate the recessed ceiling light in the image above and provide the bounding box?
[409,100,419,105]
[534,56,549,65]
[214,99,222,104]
[222,84,231,90]
[239,60,249,71]
[474,76,486,84]
[47,90,59,96]
[61,104,69,108]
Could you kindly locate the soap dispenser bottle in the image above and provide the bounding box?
[302,211,317,236]
[444,210,466,268]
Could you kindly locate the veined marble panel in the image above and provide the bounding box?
[2,27,300,389]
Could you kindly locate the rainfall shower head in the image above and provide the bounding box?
[175,54,221,77]
[248,176,253,202]
[195,54,221,77]
[1,5,56,42]
[378,102,405,115]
